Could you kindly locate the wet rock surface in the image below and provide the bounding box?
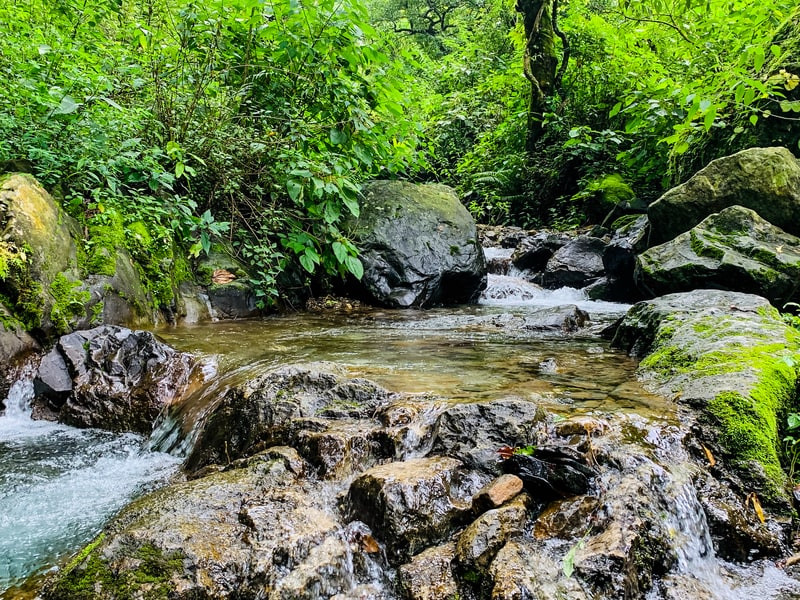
[612,289,800,511]
[347,456,479,564]
[648,146,800,244]
[636,205,800,305]
[351,180,487,308]
[539,235,607,289]
[185,363,395,472]
[31,325,196,433]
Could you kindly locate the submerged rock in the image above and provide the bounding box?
[32,325,196,433]
[648,146,800,244]
[350,180,487,308]
[636,205,800,305]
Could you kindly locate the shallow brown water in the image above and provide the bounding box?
[156,304,674,422]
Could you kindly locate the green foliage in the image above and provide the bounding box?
[0,0,419,305]
[49,273,90,335]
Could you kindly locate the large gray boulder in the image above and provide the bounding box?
[648,147,800,244]
[351,181,486,308]
[636,205,800,305]
[32,325,197,433]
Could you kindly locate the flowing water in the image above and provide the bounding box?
[0,380,181,593]
[2,270,799,598]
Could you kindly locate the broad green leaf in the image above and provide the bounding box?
[332,241,347,263]
[345,255,363,279]
[53,95,79,115]
[287,180,303,203]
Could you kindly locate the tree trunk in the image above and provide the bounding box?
[516,0,559,151]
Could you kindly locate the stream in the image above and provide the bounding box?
[1,268,800,598]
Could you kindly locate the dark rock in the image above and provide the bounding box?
[540,236,607,289]
[501,449,595,500]
[600,214,650,300]
[346,456,478,564]
[185,364,393,472]
[511,231,572,272]
[32,347,72,409]
[352,180,486,308]
[398,543,458,600]
[431,399,547,472]
[636,205,800,306]
[648,146,800,244]
[32,325,196,433]
[695,470,787,560]
[206,281,260,319]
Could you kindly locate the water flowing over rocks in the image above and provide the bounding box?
[349,180,487,308]
[636,205,800,305]
[613,289,800,514]
[184,363,396,473]
[32,325,197,433]
[648,146,800,244]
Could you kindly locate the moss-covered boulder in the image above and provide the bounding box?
[0,173,83,336]
[612,289,800,509]
[648,147,800,245]
[636,205,800,305]
[350,180,486,308]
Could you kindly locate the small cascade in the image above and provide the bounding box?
[199,291,219,321]
[0,378,180,593]
[666,478,727,588]
[0,378,34,420]
[149,359,259,458]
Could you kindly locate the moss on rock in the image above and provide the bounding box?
[45,537,185,600]
[613,290,800,507]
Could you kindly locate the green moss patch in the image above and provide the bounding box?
[636,308,800,503]
[46,540,185,600]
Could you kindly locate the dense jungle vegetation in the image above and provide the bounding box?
[1,0,799,305]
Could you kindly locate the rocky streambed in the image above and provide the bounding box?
[3,281,800,600]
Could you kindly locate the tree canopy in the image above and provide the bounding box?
[1,0,798,302]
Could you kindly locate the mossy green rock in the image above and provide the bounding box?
[0,174,83,335]
[612,289,800,508]
[648,147,800,244]
[351,180,486,308]
[636,205,800,305]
